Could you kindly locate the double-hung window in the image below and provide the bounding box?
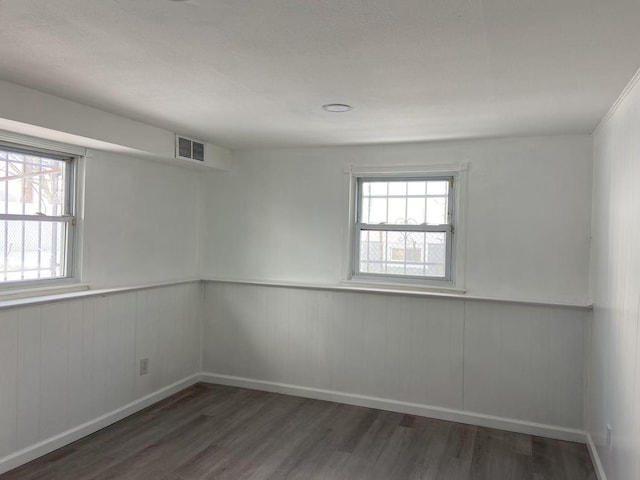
[352,172,458,284]
[0,144,77,286]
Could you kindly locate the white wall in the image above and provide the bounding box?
[0,282,202,473]
[203,282,587,435]
[82,150,201,288]
[588,73,640,480]
[200,135,592,305]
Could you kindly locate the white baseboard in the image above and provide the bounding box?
[0,373,201,475]
[200,372,586,443]
[586,433,608,480]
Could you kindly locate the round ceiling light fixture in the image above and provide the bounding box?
[322,103,352,113]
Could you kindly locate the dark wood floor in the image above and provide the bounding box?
[1,383,595,480]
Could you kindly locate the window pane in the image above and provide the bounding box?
[407,198,426,224]
[426,197,448,225]
[427,180,448,195]
[0,150,66,216]
[360,197,370,223]
[388,198,406,224]
[0,220,66,281]
[357,176,453,281]
[368,198,387,224]
[360,230,386,263]
[388,181,406,196]
[360,177,451,226]
[369,182,387,196]
[358,230,447,278]
[407,181,426,195]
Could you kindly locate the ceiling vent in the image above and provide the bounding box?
[175,135,205,162]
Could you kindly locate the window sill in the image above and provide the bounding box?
[344,277,466,295]
[0,278,202,311]
[0,282,90,304]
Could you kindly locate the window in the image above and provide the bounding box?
[348,166,464,286]
[0,144,76,287]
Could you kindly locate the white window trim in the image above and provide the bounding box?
[342,163,468,292]
[0,130,86,294]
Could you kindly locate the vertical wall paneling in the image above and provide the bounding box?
[157,286,179,386]
[145,288,162,393]
[273,287,291,384]
[384,295,412,401]
[0,310,18,459]
[360,294,386,399]
[315,290,333,389]
[105,293,136,413]
[16,307,41,449]
[66,300,85,429]
[589,71,640,480]
[409,297,464,409]
[464,302,584,429]
[329,292,347,393]
[39,302,70,440]
[0,282,201,472]
[134,290,151,399]
[79,299,95,425]
[178,283,200,381]
[203,282,586,431]
[91,296,108,418]
[202,284,222,375]
[343,292,364,395]
[0,279,590,471]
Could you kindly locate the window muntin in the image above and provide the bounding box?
[355,176,454,282]
[0,145,75,285]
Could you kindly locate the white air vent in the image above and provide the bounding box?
[175,135,205,162]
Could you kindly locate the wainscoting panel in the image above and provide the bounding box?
[0,282,202,471]
[464,301,585,429]
[0,280,590,474]
[203,283,465,410]
[203,282,587,431]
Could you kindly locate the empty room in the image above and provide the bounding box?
[0,1,638,479]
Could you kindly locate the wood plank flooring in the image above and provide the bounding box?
[0,383,596,480]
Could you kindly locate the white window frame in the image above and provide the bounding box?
[343,163,467,291]
[0,131,84,291]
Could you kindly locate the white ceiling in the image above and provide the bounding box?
[1,0,639,149]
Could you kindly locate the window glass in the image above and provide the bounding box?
[355,176,453,281]
[0,146,74,284]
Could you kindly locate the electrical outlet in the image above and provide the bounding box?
[139,358,149,376]
[606,424,612,452]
